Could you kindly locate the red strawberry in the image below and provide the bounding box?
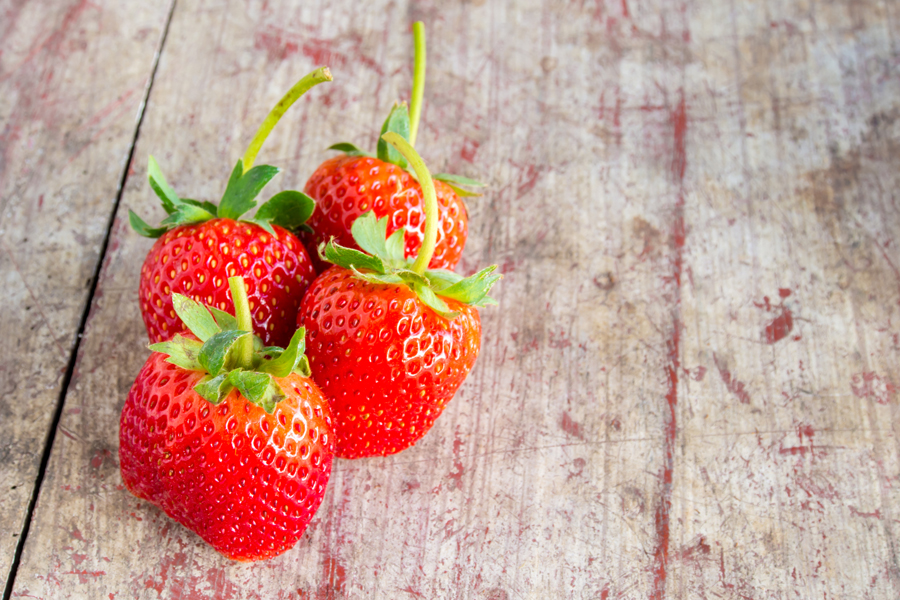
[301,22,483,273]
[120,277,334,561]
[138,218,315,347]
[301,154,468,273]
[131,67,331,347]
[299,265,481,457]
[298,133,499,458]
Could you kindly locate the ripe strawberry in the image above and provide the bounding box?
[137,216,314,348]
[301,22,483,273]
[298,133,500,458]
[120,276,334,561]
[302,154,469,273]
[131,67,332,347]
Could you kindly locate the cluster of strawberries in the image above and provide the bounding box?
[118,24,499,562]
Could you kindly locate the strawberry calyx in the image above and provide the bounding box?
[318,133,500,319]
[148,276,312,413]
[324,22,485,197]
[130,67,332,239]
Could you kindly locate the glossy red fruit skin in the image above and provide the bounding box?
[297,266,481,459]
[301,155,468,273]
[139,218,316,347]
[119,351,334,562]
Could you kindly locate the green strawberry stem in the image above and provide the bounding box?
[241,66,333,173]
[228,276,254,369]
[381,132,437,275]
[408,22,426,147]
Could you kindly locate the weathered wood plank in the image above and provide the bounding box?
[9,0,900,598]
[0,0,172,588]
[672,0,900,596]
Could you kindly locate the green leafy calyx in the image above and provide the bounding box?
[130,66,331,239]
[148,286,312,413]
[130,157,315,239]
[320,212,501,319]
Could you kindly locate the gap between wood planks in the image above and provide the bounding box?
[1,1,178,597]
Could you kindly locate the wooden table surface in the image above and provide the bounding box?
[2,0,900,598]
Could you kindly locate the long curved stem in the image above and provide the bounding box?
[381,132,437,275]
[241,66,333,173]
[228,276,254,369]
[408,22,426,147]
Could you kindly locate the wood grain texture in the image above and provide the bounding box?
[7,0,900,598]
[0,0,171,588]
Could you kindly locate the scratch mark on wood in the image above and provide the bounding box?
[0,239,67,359]
[652,90,688,600]
[713,353,752,404]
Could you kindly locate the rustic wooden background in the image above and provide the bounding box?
[2,0,900,598]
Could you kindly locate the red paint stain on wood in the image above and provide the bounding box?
[143,551,187,595]
[677,536,711,562]
[90,448,111,469]
[460,138,480,163]
[399,585,425,598]
[516,164,543,197]
[850,372,896,404]
[686,365,706,381]
[548,329,572,349]
[764,307,793,344]
[652,92,688,600]
[779,445,812,456]
[447,459,465,489]
[567,457,587,481]
[795,473,839,500]
[560,411,584,439]
[713,353,751,404]
[254,29,299,61]
[302,38,342,68]
[849,506,882,519]
[0,0,92,84]
[299,557,347,600]
[670,98,687,181]
[63,570,106,584]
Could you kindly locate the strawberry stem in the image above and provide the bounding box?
[408,22,426,147]
[241,66,333,173]
[228,276,254,369]
[381,132,437,275]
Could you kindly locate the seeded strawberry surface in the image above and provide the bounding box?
[301,155,468,273]
[119,350,333,562]
[298,266,481,458]
[139,218,316,347]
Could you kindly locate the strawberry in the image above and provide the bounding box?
[298,133,500,458]
[130,67,332,347]
[120,276,334,561]
[302,154,470,273]
[301,22,484,273]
